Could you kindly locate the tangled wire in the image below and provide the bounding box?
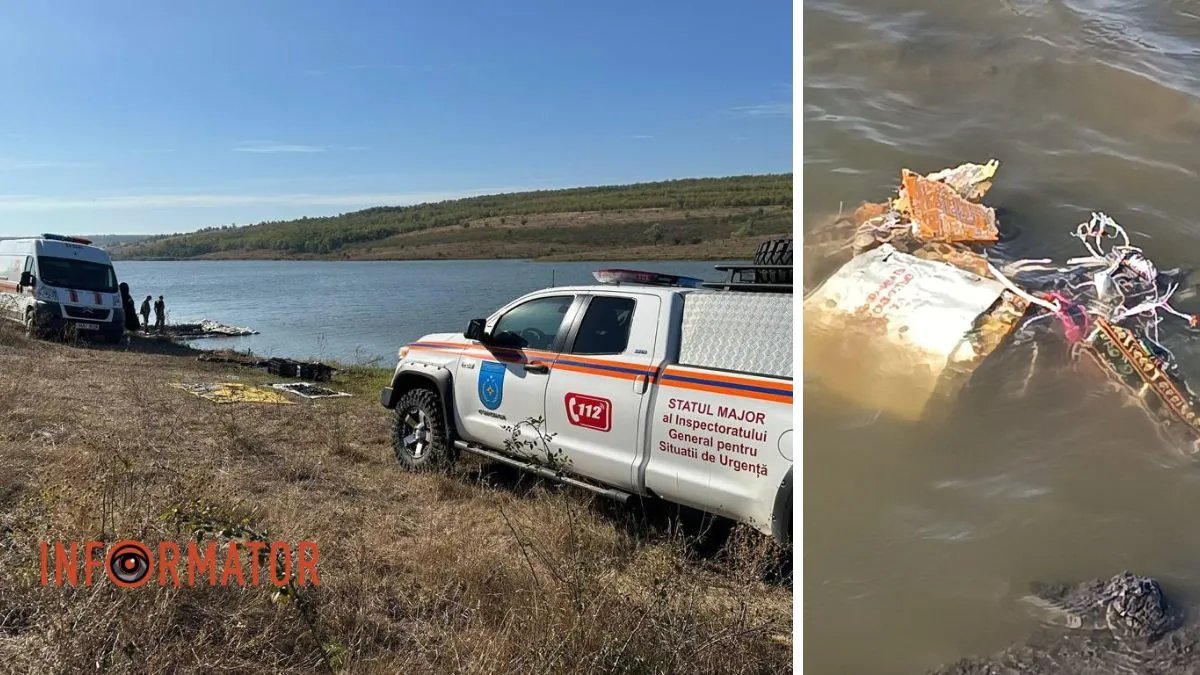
[991,212,1198,371]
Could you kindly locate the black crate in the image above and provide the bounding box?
[267,357,332,382]
[298,362,333,382]
[267,358,298,377]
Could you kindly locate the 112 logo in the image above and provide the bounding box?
[565,393,612,432]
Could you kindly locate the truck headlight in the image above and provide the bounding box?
[35,285,56,301]
[398,346,411,360]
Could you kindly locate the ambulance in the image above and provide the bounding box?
[380,261,794,546]
[0,234,125,343]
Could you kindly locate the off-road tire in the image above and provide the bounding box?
[753,238,793,284]
[391,388,453,471]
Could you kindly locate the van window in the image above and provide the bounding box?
[0,255,24,282]
[36,257,117,293]
[571,296,635,355]
[491,295,574,350]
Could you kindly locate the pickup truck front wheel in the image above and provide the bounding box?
[391,388,452,471]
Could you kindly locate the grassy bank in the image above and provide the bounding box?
[0,327,792,672]
[111,175,793,262]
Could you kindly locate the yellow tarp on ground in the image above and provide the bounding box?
[171,383,295,405]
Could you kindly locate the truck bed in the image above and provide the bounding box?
[678,291,793,379]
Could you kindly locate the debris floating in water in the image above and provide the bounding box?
[805,159,1027,422]
[165,320,259,338]
[1002,210,1200,444]
[812,159,1200,446]
[899,168,999,244]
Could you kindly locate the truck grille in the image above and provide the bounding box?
[63,306,110,321]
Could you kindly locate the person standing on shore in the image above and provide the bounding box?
[153,295,166,331]
[119,283,140,333]
[140,295,152,330]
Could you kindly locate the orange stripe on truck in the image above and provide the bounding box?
[405,342,793,404]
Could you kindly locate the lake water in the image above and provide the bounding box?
[806,1,1200,672]
[112,259,736,365]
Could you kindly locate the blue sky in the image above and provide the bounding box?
[0,1,792,236]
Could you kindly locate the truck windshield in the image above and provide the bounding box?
[36,256,117,293]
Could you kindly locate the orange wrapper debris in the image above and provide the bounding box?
[901,169,999,244]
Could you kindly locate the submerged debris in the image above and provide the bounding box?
[804,243,1024,421]
[1002,211,1200,444]
[809,159,1200,446]
[805,160,1026,421]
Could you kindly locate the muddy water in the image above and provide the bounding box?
[804,1,1200,672]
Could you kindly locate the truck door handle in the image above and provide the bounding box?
[633,375,648,394]
[524,362,550,374]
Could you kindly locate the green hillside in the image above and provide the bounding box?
[112,174,793,261]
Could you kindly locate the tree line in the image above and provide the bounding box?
[114,174,793,258]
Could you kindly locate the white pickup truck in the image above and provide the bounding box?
[379,264,794,545]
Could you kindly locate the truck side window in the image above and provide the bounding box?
[491,295,574,350]
[571,296,635,355]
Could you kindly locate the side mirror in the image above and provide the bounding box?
[464,318,488,342]
[19,271,34,288]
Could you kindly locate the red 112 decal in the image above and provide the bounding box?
[565,393,612,432]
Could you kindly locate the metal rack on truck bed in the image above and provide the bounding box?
[700,236,794,293]
[701,264,793,293]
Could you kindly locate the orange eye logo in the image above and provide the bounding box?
[106,540,152,588]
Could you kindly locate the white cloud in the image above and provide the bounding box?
[630,134,654,140]
[729,103,793,118]
[0,188,520,211]
[234,141,328,154]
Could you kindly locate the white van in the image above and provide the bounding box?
[0,234,125,343]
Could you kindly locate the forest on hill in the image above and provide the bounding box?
[113,174,793,261]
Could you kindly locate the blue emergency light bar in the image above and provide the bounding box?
[593,268,705,288]
[41,233,93,245]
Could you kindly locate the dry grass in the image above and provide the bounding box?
[0,324,792,673]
